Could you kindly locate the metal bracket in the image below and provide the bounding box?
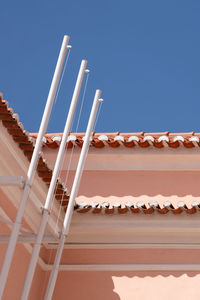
[40,207,51,215]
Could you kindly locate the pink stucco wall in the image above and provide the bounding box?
[43,248,200,265]
[0,244,45,300]
[0,189,45,300]
[37,248,200,299]
[50,168,200,299]
[50,271,200,300]
[60,170,200,206]
[2,146,200,299]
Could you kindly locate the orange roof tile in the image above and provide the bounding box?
[0,93,69,207]
[30,132,200,149]
[75,200,200,215]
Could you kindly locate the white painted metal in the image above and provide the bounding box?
[20,59,88,300]
[44,90,102,300]
[0,35,70,299]
[0,176,25,186]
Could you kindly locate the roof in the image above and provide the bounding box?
[1,92,200,216]
[0,93,69,207]
[30,132,200,149]
[75,200,200,215]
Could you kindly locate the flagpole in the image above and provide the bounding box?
[20,59,88,300]
[0,35,70,299]
[44,90,103,300]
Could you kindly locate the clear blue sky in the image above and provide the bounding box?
[1,0,200,133]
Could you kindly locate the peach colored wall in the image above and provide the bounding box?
[0,188,45,300]
[41,248,200,300]
[49,169,200,299]
[43,248,200,265]
[2,152,200,299]
[51,271,200,300]
[0,244,46,300]
[60,170,200,206]
[70,170,200,197]
[0,188,33,233]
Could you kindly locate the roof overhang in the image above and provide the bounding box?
[0,121,64,237]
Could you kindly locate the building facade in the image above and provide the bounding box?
[1,93,200,299]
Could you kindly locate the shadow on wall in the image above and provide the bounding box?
[53,271,120,300]
[61,170,200,198]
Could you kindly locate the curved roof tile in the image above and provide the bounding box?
[74,201,200,215]
[30,132,200,149]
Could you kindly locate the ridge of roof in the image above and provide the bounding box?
[30,132,200,149]
[0,93,69,207]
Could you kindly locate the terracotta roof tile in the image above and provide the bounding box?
[74,200,200,215]
[0,93,69,207]
[31,132,200,149]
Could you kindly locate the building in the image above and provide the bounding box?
[1,92,200,299]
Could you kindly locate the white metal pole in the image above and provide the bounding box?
[44,90,102,300]
[0,35,70,299]
[20,59,88,300]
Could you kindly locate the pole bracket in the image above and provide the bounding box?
[58,231,67,239]
[41,207,51,215]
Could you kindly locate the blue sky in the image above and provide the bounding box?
[0,0,200,133]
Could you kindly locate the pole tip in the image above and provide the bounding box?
[98,98,104,103]
[67,45,72,49]
[85,69,90,74]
